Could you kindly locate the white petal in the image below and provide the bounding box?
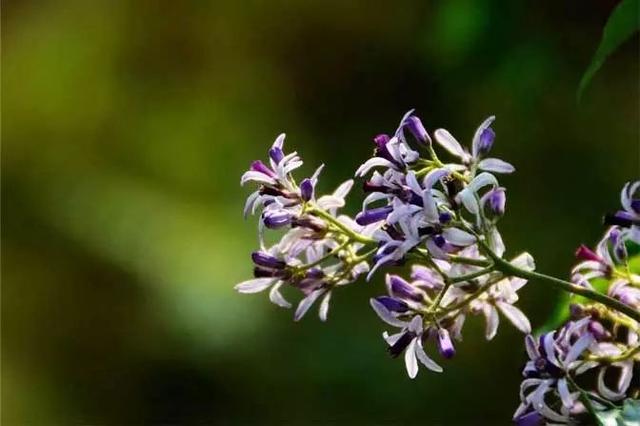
[318,291,332,322]
[369,298,409,328]
[383,331,404,346]
[316,195,346,210]
[404,338,419,378]
[456,189,479,214]
[467,172,498,192]
[484,305,499,340]
[243,191,261,218]
[311,164,325,181]
[268,282,291,308]
[333,179,354,199]
[234,278,275,294]
[434,128,467,159]
[423,168,449,189]
[294,289,324,321]
[442,228,476,246]
[478,158,515,174]
[240,170,276,186]
[363,192,391,209]
[415,338,443,373]
[408,315,423,334]
[355,157,395,177]
[543,333,560,367]
[497,302,531,334]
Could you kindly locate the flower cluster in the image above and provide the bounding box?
[237,110,535,375]
[513,182,640,425]
[237,133,379,321]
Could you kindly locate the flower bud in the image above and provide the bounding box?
[355,206,393,225]
[574,245,601,262]
[251,160,277,178]
[485,188,506,216]
[386,275,425,303]
[300,178,314,201]
[251,251,286,269]
[404,116,431,145]
[476,126,495,156]
[374,296,409,313]
[437,328,455,359]
[262,211,292,229]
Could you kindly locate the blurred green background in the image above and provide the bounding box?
[3,0,639,424]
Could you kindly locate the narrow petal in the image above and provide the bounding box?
[269,282,292,308]
[404,338,419,378]
[442,228,476,246]
[497,302,531,334]
[333,179,354,199]
[484,305,499,340]
[423,168,449,189]
[415,338,443,372]
[355,157,395,177]
[240,170,277,186]
[478,158,515,174]
[294,289,324,321]
[318,291,332,322]
[557,378,574,409]
[234,278,275,294]
[434,129,467,159]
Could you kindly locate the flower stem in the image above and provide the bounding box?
[307,206,376,245]
[477,240,640,323]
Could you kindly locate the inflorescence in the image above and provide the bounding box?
[236,111,639,425]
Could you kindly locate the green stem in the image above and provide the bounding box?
[307,206,376,245]
[477,240,640,323]
[448,265,495,283]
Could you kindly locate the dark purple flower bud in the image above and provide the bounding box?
[575,245,601,262]
[404,116,431,145]
[251,160,276,178]
[437,329,455,359]
[476,127,495,156]
[387,275,425,303]
[251,251,286,269]
[268,146,284,164]
[433,234,446,248]
[262,211,292,229]
[604,211,635,227]
[300,178,314,201]
[373,134,390,149]
[514,411,544,426]
[438,212,452,224]
[374,296,409,313]
[387,331,415,358]
[632,199,640,214]
[355,206,393,225]
[587,321,610,341]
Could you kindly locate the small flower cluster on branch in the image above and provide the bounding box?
[513,183,640,426]
[235,110,640,425]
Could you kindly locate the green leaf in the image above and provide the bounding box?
[595,399,640,426]
[577,0,640,102]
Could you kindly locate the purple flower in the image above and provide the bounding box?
[436,329,455,359]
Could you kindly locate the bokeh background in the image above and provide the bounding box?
[3,0,639,424]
